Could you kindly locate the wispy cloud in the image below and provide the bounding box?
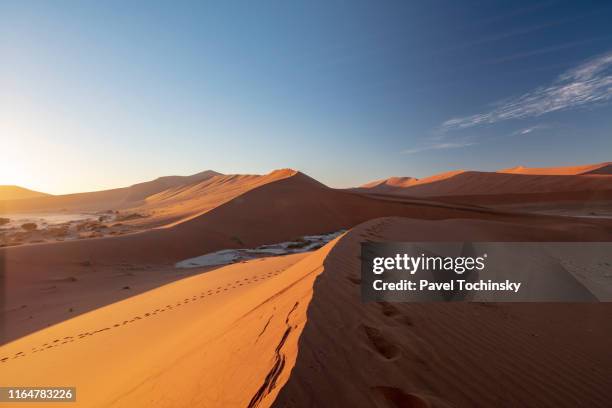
[440,51,612,132]
[510,124,551,136]
[402,141,475,155]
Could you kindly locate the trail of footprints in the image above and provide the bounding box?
[0,267,286,365]
[353,219,418,361]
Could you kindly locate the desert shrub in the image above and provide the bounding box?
[21,223,37,231]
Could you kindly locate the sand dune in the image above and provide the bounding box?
[499,162,612,175]
[2,216,611,407]
[273,217,612,407]
[3,169,612,345]
[402,171,612,196]
[0,170,221,214]
[0,248,329,407]
[0,186,49,201]
[126,169,303,227]
[356,168,612,203]
[359,177,418,193]
[355,171,464,195]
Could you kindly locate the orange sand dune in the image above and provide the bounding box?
[0,251,321,407]
[7,169,609,270]
[1,216,611,407]
[7,169,612,343]
[0,170,220,214]
[0,186,49,201]
[499,162,612,175]
[357,170,612,199]
[402,171,612,196]
[273,217,612,407]
[126,169,302,227]
[359,176,418,192]
[355,170,464,194]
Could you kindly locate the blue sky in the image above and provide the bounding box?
[1,0,612,193]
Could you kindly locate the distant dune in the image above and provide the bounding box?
[359,176,418,193]
[0,185,49,201]
[355,163,612,205]
[498,162,612,175]
[0,170,221,214]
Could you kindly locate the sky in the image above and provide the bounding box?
[1,0,612,194]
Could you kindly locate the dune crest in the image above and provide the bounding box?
[0,185,50,201]
[355,163,612,203]
[0,170,222,214]
[498,162,612,175]
[273,217,612,407]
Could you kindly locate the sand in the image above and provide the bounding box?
[0,186,49,201]
[273,217,612,407]
[0,249,327,407]
[498,162,612,175]
[2,165,612,407]
[0,170,221,215]
[2,216,611,407]
[356,163,612,203]
[357,171,612,197]
[3,169,612,344]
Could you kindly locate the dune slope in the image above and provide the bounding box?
[2,216,611,407]
[273,217,612,407]
[3,170,612,344]
[0,186,49,201]
[0,247,332,407]
[499,162,612,175]
[359,171,612,197]
[0,170,221,214]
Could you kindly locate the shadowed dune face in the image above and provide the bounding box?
[272,217,612,408]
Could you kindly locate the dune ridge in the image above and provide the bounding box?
[272,217,612,407]
[0,186,49,201]
[356,165,612,203]
[0,170,221,214]
[3,168,612,345]
[0,244,334,407]
[498,162,612,175]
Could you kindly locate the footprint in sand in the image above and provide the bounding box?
[362,325,401,360]
[377,303,414,326]
[2,269,283,364]
[371,386,430,408]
